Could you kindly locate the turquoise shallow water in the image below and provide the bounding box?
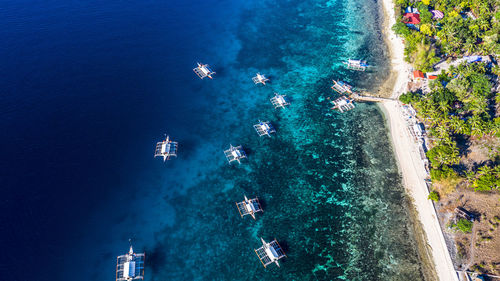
[0,0,425,280]
[139,0,425,280]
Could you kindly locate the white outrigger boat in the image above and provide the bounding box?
[193,62,215,79]
[224,144,246,164]
[331,80,353,95]
[331,96,355,113]
[154,136,178,161]
[254,238,286,268]
[253,120,276,137]
[252,73,270,85]
[270,93,290,109]
[116,242,145,281]
[343,59,369,71]
[235,195,263,219]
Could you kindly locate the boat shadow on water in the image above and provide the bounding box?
[144,243,167,274]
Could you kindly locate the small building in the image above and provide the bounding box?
[331,96,355,113]
[270,93,290,109]
[254,238,286,268]
[465,55,482,63]
[224,144,246,164]
[455,207,476,221]
[116,244,145,281]
[252,73,270,85]
[413,122,424,138]
[431,10,444,19]
[193,62,216,79]
[235,195,263,219]
[253,120,276,137]
[154,136,178,162]
[404,7,420,14]
[413,70,425,81]
[343,59,369,71]
[403,13,421,25]
[331,80,353,95]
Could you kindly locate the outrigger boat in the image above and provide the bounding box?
[331,80,353,95]
[343,59,369,71]
[331,96,355,113]
[235,195,263,219]
[224,144,246,164]
[116,242,145,281]
[254,238,286,268]
[253,120,275,137]
[270,93,290,109]
[252,73,270,85]
[154,136,178,162]
[193,62,215,79]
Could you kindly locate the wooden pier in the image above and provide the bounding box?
[350,92,395,103]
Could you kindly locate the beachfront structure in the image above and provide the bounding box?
[254,238,286,268]
[224,144,246,164]
[116,244,145,281]
[235,195,263,219]
[193,62,216,79]
[270,93,290,109]
[331,96,355,113]
[343,59,369,71]
[253,120,276,137]
[413,70,425,81]
[252,73,270,85]
[154,136,178,161]
[331,80,353,95]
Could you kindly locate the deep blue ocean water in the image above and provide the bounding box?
[0,0,425,280]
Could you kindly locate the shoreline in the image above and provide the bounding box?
[377,0,459,280]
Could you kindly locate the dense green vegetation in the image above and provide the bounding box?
[393,1,498,271]
[428,191,440,201]
[399,62,499,194]
[451,218,474,233]
[393,0,500,70]
[468,165,500,191]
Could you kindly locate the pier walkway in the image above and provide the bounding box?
[350,92,396,103]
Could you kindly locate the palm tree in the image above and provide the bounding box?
[463,39,476,55]
[468,115,486,137]
[478,18,490,31]
[449,116,465,134]
[478,165,492,176]
[438,100,451,114]
[465,170,476,184]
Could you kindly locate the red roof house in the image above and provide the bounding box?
[413,70,425,79]
[403,13,421,25]
[428,75,438,80]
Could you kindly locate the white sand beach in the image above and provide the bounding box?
[378,0,459,280]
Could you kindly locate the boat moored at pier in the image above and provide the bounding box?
[331,80,353,95]
[331,96,355,113]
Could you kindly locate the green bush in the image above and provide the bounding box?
[392,22,411,37]
[426,143,460,167]
[453,218,473,233]
[471,165,500,192]
[428,191,440,202]
[430,166,457,181]
[399,92,421,104]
